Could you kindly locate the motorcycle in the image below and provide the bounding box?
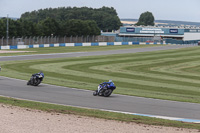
[27,73,44,86]
[93,83,116,97]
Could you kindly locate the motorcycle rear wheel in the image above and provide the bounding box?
[27,80,31,85]
[103,89,113,97]
[34,80,41,86]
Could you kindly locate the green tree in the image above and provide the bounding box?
[0,18,7,38]
[14,19,34,37]
[20,6,122,32]
[0,6,116,37]
[0,18,18,38]
[136,11,155,26]
[62,19,100,36]
[38,18,60,36]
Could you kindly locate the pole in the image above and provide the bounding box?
[6,14,9,46]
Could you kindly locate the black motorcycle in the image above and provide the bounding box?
[27,72,44,86]
[93,83,116,97]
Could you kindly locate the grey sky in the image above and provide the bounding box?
[0,0,199,22]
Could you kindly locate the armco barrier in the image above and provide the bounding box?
[0,42,196,50]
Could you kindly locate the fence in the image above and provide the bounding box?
[1,35,199,46]
[116,36,200,44]
[115,36,162,43]
[165,39,200,44]
[116,37,153,42]
[0,35,115,46]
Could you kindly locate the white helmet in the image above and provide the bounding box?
[109,79,112,82]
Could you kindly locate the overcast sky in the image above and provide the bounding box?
[0,0,199,22]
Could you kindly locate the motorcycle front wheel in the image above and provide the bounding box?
[27,80,31,85]
[93,90,98,96]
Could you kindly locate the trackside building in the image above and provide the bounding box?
[120,26,200,40]
[102,26,200,44]
[119,26,184,40]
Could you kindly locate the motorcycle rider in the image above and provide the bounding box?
[32,71,44,83]
[98,79,116,93]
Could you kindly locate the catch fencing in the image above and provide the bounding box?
[116,37,200,45]
[1,35,199,46]
[0,35,115,46]
[165,38,200,44]
[115,36,161,43]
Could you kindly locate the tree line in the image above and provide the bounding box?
[0,6,122,38]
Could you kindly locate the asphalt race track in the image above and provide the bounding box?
[0,45,200,121]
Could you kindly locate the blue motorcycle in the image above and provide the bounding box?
[93,82,116,97]
[27,72,44,86]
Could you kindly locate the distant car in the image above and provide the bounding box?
[146,40,153,43]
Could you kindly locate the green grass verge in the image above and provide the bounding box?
[1,96,200,129]
[0,44,160,56]
[1,46,200,103]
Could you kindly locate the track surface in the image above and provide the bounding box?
[0,45,200,120]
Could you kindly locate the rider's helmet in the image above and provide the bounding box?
[109,79,112,82]
[39,71,43,74]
